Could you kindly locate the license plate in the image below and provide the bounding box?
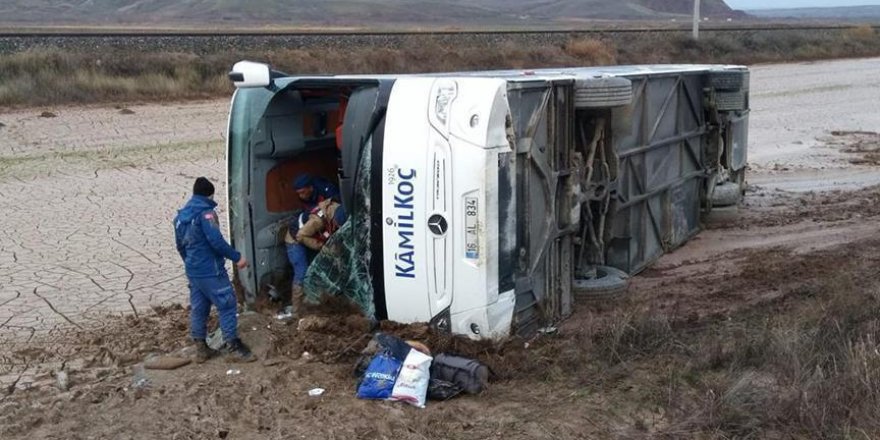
[464,197,479,259]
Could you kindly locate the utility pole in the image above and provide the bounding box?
[693,0,701,40]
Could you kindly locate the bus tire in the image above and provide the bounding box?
[573,266,629,300]
[709,70,749,91]
[715,91,747,112]
[711,181,742,207]
[574,77,633,109]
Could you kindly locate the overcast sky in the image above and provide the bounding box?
[726,0,880,9]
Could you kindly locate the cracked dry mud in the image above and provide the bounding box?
[0,100,228,363]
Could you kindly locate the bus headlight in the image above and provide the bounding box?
[429,80,458,136]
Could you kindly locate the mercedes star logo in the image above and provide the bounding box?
[427,214,448,236]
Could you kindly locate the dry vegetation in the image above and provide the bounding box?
[1,27,879,107]
[535,239,880,437]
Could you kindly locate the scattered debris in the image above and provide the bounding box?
[262,358,284,367]
[308,388,325,397]
[297,316,330,332]
[226,369,241,376]
[276,306,294,322]
[427,378,463,401]
[131,364,151,389]
[538,326,559,335]
[39,111,57,118]
[143,356,192,370]
[353,333,484,407]
[55,370,70,391]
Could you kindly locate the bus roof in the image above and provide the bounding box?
[275,64,746,84]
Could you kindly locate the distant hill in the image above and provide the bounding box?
[748,6,880,20]
[0,0,746,27]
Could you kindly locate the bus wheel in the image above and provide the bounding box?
[709,69,749,91]
[574,77,633,109]
[573,266,630,300]
[714,90,747,112]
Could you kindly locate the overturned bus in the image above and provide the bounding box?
[226,62,750,339]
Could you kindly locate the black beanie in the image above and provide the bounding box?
[193,177,215,197]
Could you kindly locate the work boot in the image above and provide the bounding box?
[193,339,218,364]
[291,283,305,317]
[226,338,257,363]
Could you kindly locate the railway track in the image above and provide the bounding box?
[1,24,874,55]
[0,24,877,38]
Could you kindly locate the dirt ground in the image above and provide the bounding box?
[2,57,880,439]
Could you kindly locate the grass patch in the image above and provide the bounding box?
[0,51,229,106]
[2,28,880,107]
[666,274,880,438]
[517,240,880,438]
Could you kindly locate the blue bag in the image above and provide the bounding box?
[356,351,403,400]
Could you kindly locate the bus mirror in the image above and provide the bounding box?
[229,61,272,89]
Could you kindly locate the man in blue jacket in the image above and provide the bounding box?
[292,173,340,210]
[174,177,255,363]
